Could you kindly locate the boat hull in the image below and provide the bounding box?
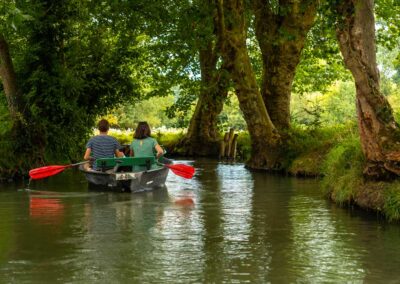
[79,165,169,192]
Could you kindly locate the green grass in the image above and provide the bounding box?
[320,134,365,203]
[383,182,400,221]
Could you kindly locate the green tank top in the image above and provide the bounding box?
[130,137,158,158]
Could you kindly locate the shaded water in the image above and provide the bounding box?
[1,159,400,283]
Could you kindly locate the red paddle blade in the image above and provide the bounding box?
[166,164,195,179]
[29,165,67,180]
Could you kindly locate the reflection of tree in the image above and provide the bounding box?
[287,189,363,281]
[78,188,171,281]
[0,192,16,265]
[324,203,400,282]
[248,173,294,282]
[5,193,83,282]
[195,159,225,283]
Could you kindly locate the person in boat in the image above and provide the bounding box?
[83,119,125,170]
[129,121,164,160]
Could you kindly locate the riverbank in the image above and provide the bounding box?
[146,126,400,221]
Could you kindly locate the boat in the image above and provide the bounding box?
[79,156,169,192]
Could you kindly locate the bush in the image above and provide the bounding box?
[108,129,132,145]
[236,132,251,161]
[285,123,358,175]
[320,134,365,203]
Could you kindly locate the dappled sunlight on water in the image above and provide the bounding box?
[1,159,400,282]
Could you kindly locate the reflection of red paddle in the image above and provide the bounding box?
[164,164,195,179]
[29,161,89,180]
[174,197,195,206]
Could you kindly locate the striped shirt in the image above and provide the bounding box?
[86,135,120,169]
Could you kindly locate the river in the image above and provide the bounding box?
[0,159,399,283]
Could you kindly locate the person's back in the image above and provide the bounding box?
[130,137,158,158]
[84,119,124,170]
[86,135,120,160]
[129,121,163,159]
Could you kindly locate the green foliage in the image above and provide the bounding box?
[154,130,186,153]
[293,2,351,95]
[113,95,182,129]
[320,134,365,203]
[108,130,132,146]
[217,94,247,131]
[375,0,400,50]
[236,132,251,161]
[383,182,400,221]
[292,81,357,128]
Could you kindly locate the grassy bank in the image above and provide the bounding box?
[284,124,400,221]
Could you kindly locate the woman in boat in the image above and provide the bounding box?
[129,121,164,159]
[83,119,125,170]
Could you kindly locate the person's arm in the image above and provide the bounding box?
[84,148,92,160]
[155,144,164,158]
[115,149,125,158]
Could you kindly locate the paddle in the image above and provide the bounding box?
[29,161,89,180]
[164,163,195,179]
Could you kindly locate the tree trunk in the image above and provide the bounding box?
[184,44,229,156]
[336,0,400,178]
[253,0,317,132]
[216,0,280,169]
[0,34,23,121]
[0,34,46,177]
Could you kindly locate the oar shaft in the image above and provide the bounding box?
[69,161,90,167]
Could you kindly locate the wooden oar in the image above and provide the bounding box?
[164,163,195,179]
[29,161,89,180]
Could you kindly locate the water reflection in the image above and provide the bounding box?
[288,180,365,282]
[1,160,400,282]
[248,172,294,282]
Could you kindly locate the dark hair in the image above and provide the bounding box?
[98,119,110,132]
[134,121,151,139]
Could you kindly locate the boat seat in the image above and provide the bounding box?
[96,156,156,172]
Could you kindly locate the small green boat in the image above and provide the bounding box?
[79,156,169,192]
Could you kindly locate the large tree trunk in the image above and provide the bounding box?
[184,42,229,156]
[216,0,280,169]
[0,34,23,121]
[336,0,400,178]
[0,34,46,177]
[253,0,317,132]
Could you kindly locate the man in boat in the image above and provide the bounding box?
[83,119,125,171]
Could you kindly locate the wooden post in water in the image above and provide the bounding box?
[219,132,229,159]
[225,128,235,158]
[230,133,238,160]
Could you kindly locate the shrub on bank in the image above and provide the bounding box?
[286,123,358,176]
[320,134,365,203]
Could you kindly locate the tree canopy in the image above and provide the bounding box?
[0,0,399,178]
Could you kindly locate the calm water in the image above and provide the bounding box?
[1,159,400,283]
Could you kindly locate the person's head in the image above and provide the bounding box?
[134,121,151,139]
[98,119,110,133]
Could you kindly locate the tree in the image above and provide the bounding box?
[335,0,400,178]
[0,34,22,122]
[253,0,318,132]
[183,0,230,156]
[216,0,281,169]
